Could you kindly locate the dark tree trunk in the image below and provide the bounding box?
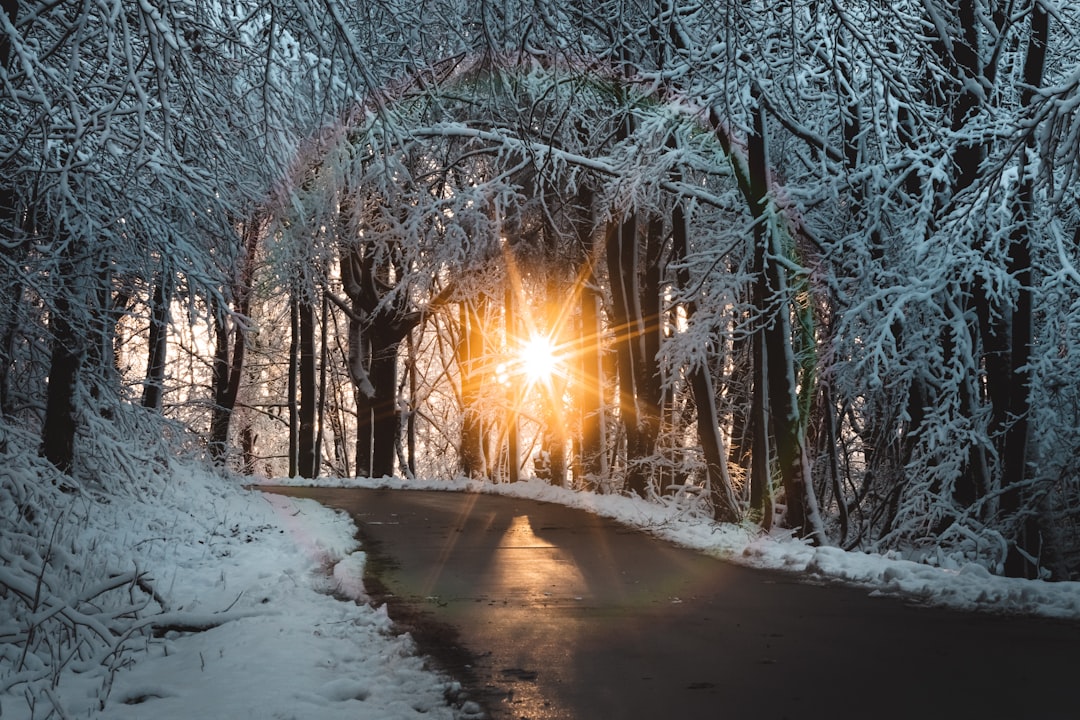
[726,322,753,472]
[350,321,411,479]
[287,296,298,477]
[752,101,823,543]
[579,283,604,481]
[638,216,665,489]
[208,304,247,464]
[406,328,418,478]
[690,365,740,522]
[41,302,81,474]
[41,238,89,474]
[142,272,171,411]
[604,211,665,498]
[745,92,783,529]
[316,292,329,474]
[504,283,520,482]
[0,287,17,418]
[207,221,259,464]
[351,321,373,477]
[0,184,27,418]
[297,295,318,479]
[240,425,257,476]
[339,241,420,479]
[749,307,772,528]
[709,89,820,539]
[1002,3,1046,577]
[572,184,604,485]
[605,215,647,496]
[367,329,399,479]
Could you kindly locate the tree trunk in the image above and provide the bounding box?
[41,295,81,474]
[142,271,171,411]
[604,209,666,498]
[669,184,740,521]
[339,240,420,479]
[315,292,329,474]
[350,318,374,477]
[1002,3,1046,577]
[406,327,418,478]
[0,184,27,418]
[297,294,318,478]
[209,303,248,464]
[287,296,298,477]
[368,329,399,479]
[749,309,773,528]
[207,222,259,465]
[579,283,605,482]
[691,365,741,522]
[719,88,823,540]
[726,321,753,473]
[504,283,520,482]
[605,215,644,495]
[459,301,488,478]
[751,98,825,543]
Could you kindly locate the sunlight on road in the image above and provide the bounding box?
[493,515,589,604]
[419,491,485,598]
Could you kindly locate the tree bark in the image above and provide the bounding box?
[41,299,81,474]
[350,319,373,477]
[367,329,400,478]
[669,183,740,522]
[287,296,299,477]
[406,327,418,478]
[207,221,260,464]
[605,215,647,496]
[722,88,824,540]
[339,240,420,479]
[579,283,605,482]
[504,282,520,482]
[142,271,171,411]
[1002,3,1046,577]
[459,300,487,478]
[0,183,27,419]
[296,294,318,478]
[209,303,248,464]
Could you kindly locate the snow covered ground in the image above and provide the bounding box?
[1,464,472,720]
[5,466,1080,720]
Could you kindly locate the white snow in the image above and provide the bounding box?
[0,465,464,720]
[5,468,1079,720]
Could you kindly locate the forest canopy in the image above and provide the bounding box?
[4,0,1080,582]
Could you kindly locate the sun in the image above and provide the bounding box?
[519,334,559,384]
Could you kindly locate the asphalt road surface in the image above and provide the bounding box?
[262,486,1080,720]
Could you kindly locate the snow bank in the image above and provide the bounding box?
[1,448,461,720]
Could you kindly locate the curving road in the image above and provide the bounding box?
[262,486,1080,720]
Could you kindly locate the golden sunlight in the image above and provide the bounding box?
[519,334,559,384]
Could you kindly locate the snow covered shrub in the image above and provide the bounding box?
[0,414,200,715]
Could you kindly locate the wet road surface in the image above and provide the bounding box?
[262,486,1080,719]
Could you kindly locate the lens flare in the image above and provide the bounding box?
[519,334,558,384]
